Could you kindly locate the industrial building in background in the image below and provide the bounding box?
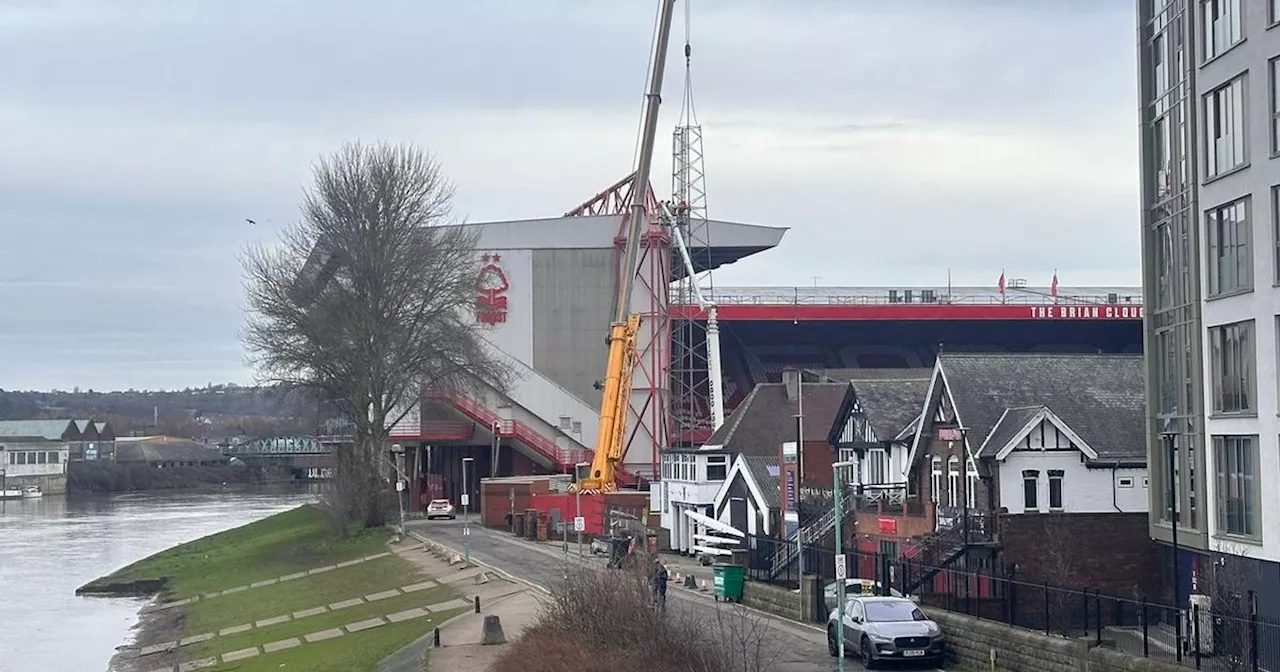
[1137,0,1280,621]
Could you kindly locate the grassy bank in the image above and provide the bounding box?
[68,460,293,494]
[88,505,462,672]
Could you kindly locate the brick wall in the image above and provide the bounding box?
[999,512,1162,600]
[917,434,990,511]
[924,607,1185,672]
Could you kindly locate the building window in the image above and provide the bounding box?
[1048,470,1064,511]
[1022,470,1039,511]
[1273,0,1280,24]
[1273,187,1280,285]
[1204,75,1247,178]
[946,456,960,507]
[1206,197,1252,296]
[930,456,941,503]
[867,449,888,485]
[706,455,727,481]
[1118,477,1135,489]
[1202,0,1243,61]
[1209,319,1257,414]
[1213,435,1259,539]
[966,468,978,509]
[1143,477,1150,489]
[1271,59,1280,155]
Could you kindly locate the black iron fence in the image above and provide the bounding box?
[741,535,1280,671]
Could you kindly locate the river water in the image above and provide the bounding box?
[0,486,319,672]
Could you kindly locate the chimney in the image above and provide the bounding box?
[783,369,801,401]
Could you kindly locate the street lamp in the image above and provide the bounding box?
[389,444,406,536]
[575,461,589,557]
[1161,419,1183,662]
[832,460,856,671]
[462,456,475,566]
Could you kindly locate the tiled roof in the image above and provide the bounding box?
[0,420,76,441]
[938,353,1145,463]
[848,375,932,440]
[741,454,780,509]
[704,382,847,457]
[976,406,1045,458]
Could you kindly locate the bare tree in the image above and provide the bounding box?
[241,141,508,529]
[1199,542,1258,669]
[1037,514,1085,636]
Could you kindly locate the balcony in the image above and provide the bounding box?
[853,485,935,540]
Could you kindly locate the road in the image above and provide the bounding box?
[409,518,943,672]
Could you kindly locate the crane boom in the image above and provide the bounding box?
[571,0,679,496]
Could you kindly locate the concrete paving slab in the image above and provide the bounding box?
[400,581,436,593]
[218,624,252,636]
[425,598,472,613]
[367,552,392,560]
[249,578,279,588]
[179,632,214,646]
[221,585,248,595]
[293,606,328,619]
[303,628,345,643]
[365,589,402,602]
[221,647,260,662]
[329,597,364,610]
[178,657,217,671]
[345,617,387,633]
[336,558,365,568]
[385,607,429,623]
[255,614,290,628]
[138,641,176,656]
[279,571,308,582]
[308,565,336,575]
[263,637,302,653]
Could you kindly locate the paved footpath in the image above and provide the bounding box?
[408,519,897,672]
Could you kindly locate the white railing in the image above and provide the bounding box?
[671,285,1144,307]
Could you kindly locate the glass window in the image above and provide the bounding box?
[706,455,727,481]
[946,456,960,508]
[1204,75,1247,177]
[1273,0,1280,24]
[867,449,887,485]
[966,469,978,509]
[1271,59,1280,155]
[1213,435,1259,538]
[1048,470,1064,510]
[929,457,941,503]
[1208,320,1257,414]
[1202,0,1243,61]
[862,600,928,622]
[1206,197,1252,296]
[1273,187,1280,286]
[1022,470,1038,511]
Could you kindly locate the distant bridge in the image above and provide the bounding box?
[223,434,353,457]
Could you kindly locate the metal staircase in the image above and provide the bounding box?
[766,494,857,580]
[901,513,992,594]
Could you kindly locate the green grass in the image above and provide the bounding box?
[85,505,392,599]
[202,608,467,672]
[184,554,422,633]
[189,583,457,657]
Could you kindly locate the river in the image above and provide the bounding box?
[0,486,319,672]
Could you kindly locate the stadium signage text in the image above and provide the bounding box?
[1028,305,1144,320]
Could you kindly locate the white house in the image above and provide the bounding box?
[652,446,731,554]
[712,453,780,538]
[1,439,70,494]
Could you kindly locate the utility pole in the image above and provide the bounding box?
[390,444,407,536]
[462,456,474,567]
[833,460,855,671]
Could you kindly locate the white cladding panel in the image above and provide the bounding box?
[474,247,534,364]
[998,451,1147,514]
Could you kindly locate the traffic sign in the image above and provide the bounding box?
[835,553,847,581]
[395,480,405,492]
[460,494,470,506]
[573,516,585,532]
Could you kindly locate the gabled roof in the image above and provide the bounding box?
[741,454,780,509]
[826,372,932,446]
[937,353,1145,463]
[703,382,846,457]
[977,406,1043,459]
[0,420,77,441]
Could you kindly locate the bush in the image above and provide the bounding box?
[491,555,779,672]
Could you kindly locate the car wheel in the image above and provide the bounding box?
[826,626,838,657]
[860,636,877,669]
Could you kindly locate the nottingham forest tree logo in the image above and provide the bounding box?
[475,253,510,326]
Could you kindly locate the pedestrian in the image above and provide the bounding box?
[651,559,669,611]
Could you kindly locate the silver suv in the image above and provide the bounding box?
[826,596,946,668]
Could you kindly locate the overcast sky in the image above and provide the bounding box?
[0,0,1139,391]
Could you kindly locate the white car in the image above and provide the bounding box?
[827,596,947,669]
[425,499,456,520]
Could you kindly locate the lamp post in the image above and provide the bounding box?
[389,444,406,536]
[1161,421,1182,662]
[832,460,856,671]
[575,461,589,557]
[462,456,474,567]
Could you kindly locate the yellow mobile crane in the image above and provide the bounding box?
[570,0,679,496]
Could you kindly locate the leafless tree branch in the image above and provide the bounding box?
[240,141,509,528]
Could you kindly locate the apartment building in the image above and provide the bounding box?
[1138,0,1280,616]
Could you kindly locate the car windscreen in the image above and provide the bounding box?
[863,601,927,622]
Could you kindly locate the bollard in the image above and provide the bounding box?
[433,627,441,648]
[474,595,481,614]
[481,615,507,645]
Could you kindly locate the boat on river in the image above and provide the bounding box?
[0,487,21,500]
[21,486,42,499]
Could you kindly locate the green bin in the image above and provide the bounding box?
[713,563,744,602]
